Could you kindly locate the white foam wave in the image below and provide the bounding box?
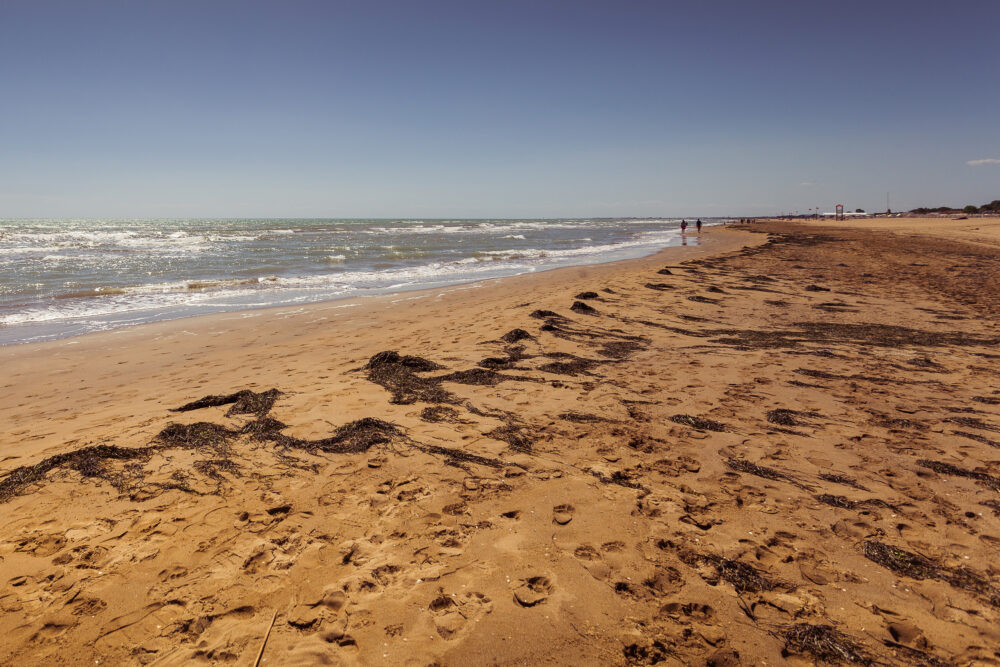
[2,228,212,253]
[0,217,694,341]
[0,245,65,255]
[364,220,600,236]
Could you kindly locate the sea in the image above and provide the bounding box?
[0,217,716,346]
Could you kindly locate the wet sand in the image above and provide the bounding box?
[2,219,999,665]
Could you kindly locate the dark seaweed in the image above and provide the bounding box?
[559,412,613,423]
[436,368,534,387]
[726,458,802,487]
[598,341,643,359]
[862,540,1000,607]
[972,395,1000,405]
[0,445,151,503]
[570,301,599,315]
[500,328,533,343]
[670,414,727,432]
[365,351,443,372]
[171,389,282,417]
[782,624,872,665]
[364,351,458,404]
[537,355,600,376]
[156,422,239,448]
[816,494,896,511]
[530,309,563,319]
[767,409,801,426]
[675,548,773,594]
[417,444,505,469]
[485,422,533,453]
[305,418,403,454]
[420,406,464,423]
[953,431,1000,448]
[946,416,1000,433]
[917,459,1000,491]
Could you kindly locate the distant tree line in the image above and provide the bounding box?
[910,199,1000,215]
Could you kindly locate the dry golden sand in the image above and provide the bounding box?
[1,219,1000,665]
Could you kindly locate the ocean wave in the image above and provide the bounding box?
[2,229,213,253]
[49,276,277,301]
[0,217,697,340]
[363,220,602,236]
[0,245,66,255]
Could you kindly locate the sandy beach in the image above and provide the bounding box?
[2,218,1000,665]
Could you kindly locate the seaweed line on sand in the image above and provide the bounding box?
[781,624,872,665]
[862,540,1000,608]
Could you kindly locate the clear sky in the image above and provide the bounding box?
[1,0,998,218]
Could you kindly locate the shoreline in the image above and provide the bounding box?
[0,217,707,348]
[0,227,740,356]
[3,220,1000,665]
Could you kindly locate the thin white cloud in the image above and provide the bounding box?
[967,158,1000,166]
[798,181,817,187]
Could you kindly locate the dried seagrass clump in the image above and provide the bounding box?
[862,540,1000,607]
[671,414,727,432]
[307,418,403,454]
[782,624,872,665]
[500,328,533,343]
[171,389,282,416]
[486,422,532,453]
[0,445,151,503]
[365,351,443,373]
[766,409,800,426]
[815,494,895,511]
[364,351,456,405]
[155,422,238,449]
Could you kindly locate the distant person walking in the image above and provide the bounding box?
[696,219,703,233]
[680,219,688,233]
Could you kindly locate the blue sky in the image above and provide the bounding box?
[1,0,998,218]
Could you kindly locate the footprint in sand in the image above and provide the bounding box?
[660,601,716,622]
[429,590,492,639]
[887,621,930,650]
[319,624,357,649]
[513,576,553,607]
[288,587,348,632]
[572,544,613,581]
[16,533,66,557]
[441,502,467,516]
[72,597,107,616]
[158,565,188,581]
[552,504,575,525]
[643,567,683,596]
[29,620,76,644]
